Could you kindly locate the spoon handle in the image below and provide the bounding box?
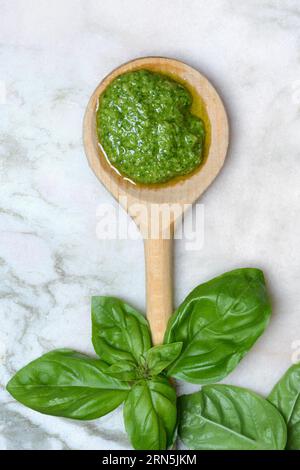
[144,236,173,345]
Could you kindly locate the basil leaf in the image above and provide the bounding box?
[179,385,287,450]
[268,363,300,449]
[164,268,271,384]
[6,349,130,420]
[105,361,139,381]
[123,377,177,450]
[144,343,183,376]
[92,296,152,365]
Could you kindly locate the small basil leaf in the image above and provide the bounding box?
[92,297,152,365]
[144,343,183,376]
[268,363,300,449]
[164,268,271,384]
[123,376,177,450]
[105,362,139,381]
[179,384,287,450]
[6,349,130,420]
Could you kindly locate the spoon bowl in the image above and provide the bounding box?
[83,57,229,344]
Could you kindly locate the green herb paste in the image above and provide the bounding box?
[97,70,205,184]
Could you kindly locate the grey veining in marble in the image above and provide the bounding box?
[1,0,300,450]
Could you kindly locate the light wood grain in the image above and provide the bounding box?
[144,233,173,345]
[83,57,229,345]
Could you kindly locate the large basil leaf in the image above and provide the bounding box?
[144,343,183,376]
[164,268,271,384]
[123,376,177,450]
[268,363,300,449]
[92,297,152,364]
[178,385,287,450]
[6,349,130,420]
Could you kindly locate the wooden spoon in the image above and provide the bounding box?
[83,57,229,345]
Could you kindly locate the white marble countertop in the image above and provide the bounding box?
[1,0,300,450]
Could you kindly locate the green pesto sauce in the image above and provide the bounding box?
[97,70,205,184]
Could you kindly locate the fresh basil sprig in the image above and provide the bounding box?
[178,385,287,450]
[7,297,180,450]
[8,268,300,450]
[268,363,300,450]
[164,268,271,384]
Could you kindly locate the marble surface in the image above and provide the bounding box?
[1,0,300,450]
